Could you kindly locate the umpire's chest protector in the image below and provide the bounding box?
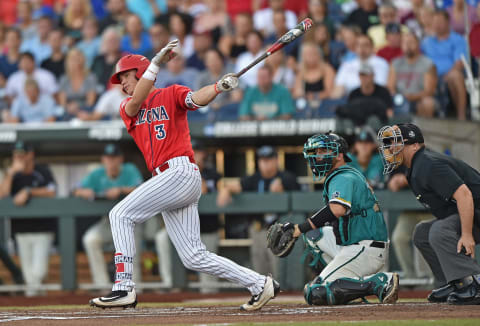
[322,166,388,246]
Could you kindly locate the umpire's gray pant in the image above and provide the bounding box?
[413,214,480,285]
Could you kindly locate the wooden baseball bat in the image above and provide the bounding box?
[222,18,314,88]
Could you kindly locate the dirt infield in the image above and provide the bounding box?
[2,301,480,325]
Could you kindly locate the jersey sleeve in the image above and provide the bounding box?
[170,84,205,111]
[327,175,354,209]
[427,162,464,200]
[119,97,137,131]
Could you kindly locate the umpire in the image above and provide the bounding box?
[378,123,480,305]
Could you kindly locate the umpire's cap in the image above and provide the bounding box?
[397,123,424,145]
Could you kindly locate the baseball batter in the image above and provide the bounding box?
[268,132,399,305]
[90,40,279,311]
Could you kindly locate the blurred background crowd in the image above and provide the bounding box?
[0,0,479,297]
[0,0,479,125]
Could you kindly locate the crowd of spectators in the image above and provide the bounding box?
[0,0,479,125]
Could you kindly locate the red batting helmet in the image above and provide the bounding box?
[110,54,150,84]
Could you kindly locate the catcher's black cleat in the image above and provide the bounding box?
[428,283,456,303]
[240,275,280,311]
[89,289,137,308]
[381,273,399,304]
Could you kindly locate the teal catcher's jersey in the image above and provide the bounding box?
[322,165,388,245]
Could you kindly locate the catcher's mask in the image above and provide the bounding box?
[377,125,404,174]
[303,132,351,180]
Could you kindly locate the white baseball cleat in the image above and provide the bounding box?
[240,275,280,311]
[381,273,399,304]
[89,289,137,309]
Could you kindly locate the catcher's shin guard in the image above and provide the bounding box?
[304,273,399,305]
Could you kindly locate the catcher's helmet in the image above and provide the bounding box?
[303,132,351,179]
[110,54,150,84]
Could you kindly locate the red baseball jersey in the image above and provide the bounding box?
[119,85,200,172]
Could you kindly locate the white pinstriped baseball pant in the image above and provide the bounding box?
[109,156,266,295]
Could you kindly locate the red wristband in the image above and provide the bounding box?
[214,83,221,94]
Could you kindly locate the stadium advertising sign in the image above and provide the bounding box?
[208,119,336,137]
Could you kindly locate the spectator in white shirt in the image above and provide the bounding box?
[235,31,265,88]
[6,52,58,102]
[333,34,389,98]
[253,0,298,36]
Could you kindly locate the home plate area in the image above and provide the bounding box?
[1,302,480,325]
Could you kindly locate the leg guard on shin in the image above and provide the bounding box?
[304,274,389,305]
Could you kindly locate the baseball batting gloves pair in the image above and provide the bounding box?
[142,39,179,81]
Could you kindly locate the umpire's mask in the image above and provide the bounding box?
[377,125,404,174]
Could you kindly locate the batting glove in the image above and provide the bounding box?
[152,39,179,66]
[215,73,239,93]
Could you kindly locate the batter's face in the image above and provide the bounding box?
[118,69,138,95]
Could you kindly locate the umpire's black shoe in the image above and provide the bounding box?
[447,275,480,305]
[90,289,137,308]
[428,283,456,303]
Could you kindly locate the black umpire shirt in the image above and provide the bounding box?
[407,147,480,222]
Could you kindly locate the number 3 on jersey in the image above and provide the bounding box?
[155,124,166,140]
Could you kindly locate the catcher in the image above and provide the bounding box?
[267,132,399,305]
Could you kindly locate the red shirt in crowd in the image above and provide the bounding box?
[119,85,198,172]
[377,47,403,63]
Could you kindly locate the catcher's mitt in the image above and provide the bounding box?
[267,222,297,257]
